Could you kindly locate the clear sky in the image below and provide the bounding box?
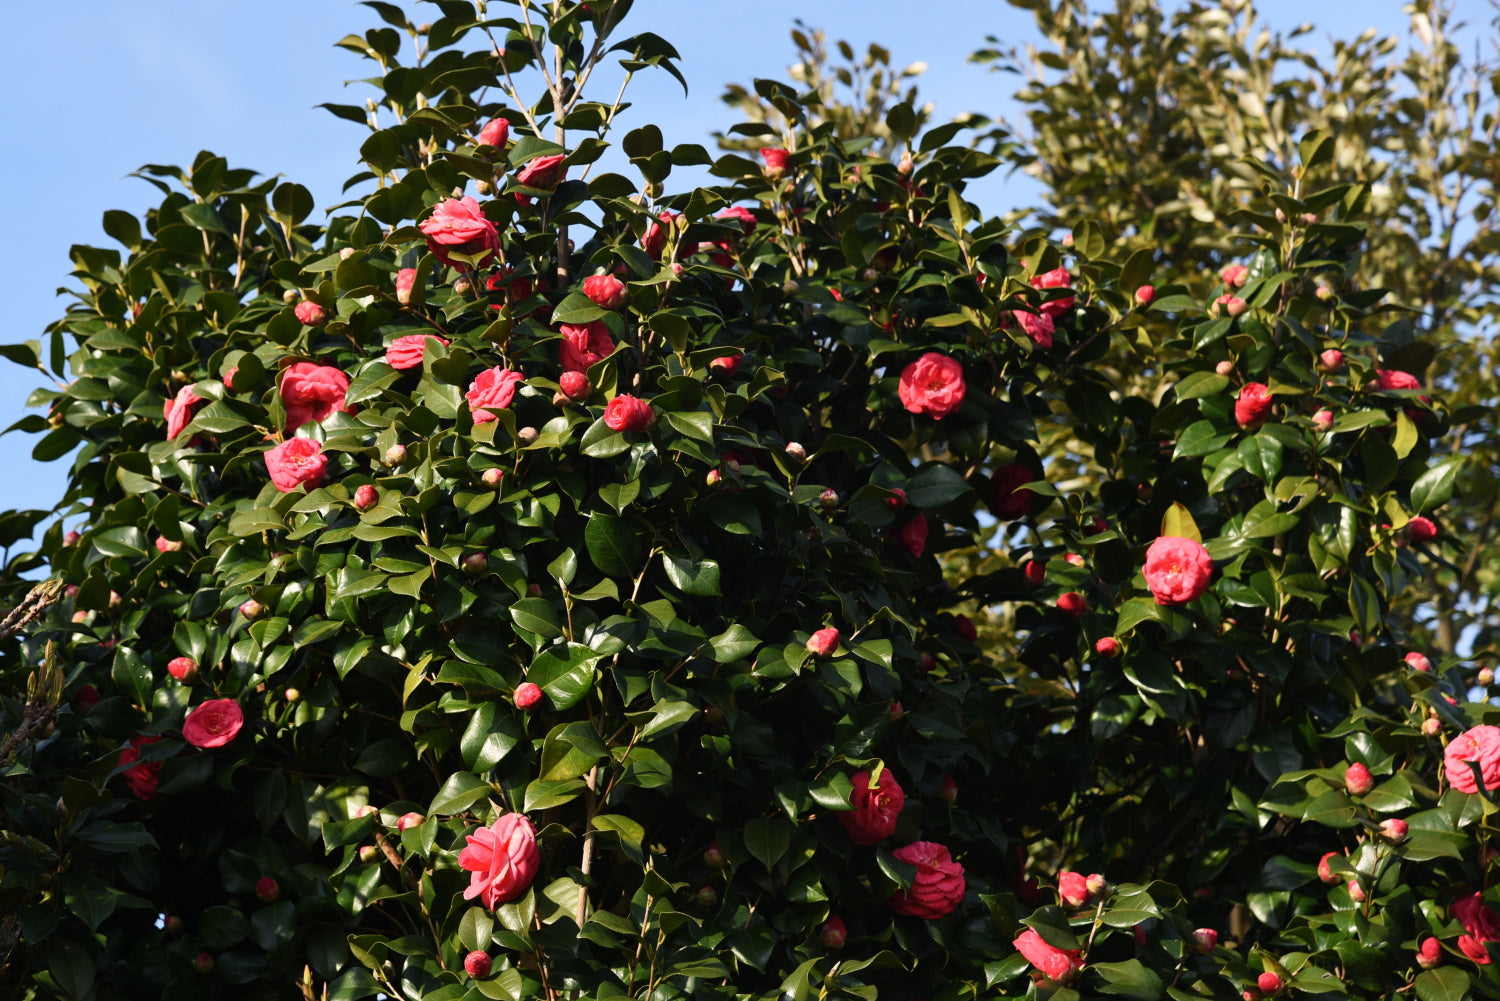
[0,1,1420,545]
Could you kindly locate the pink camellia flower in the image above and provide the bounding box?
[1345,762,1373,795]
[1454,893,1500,964]
[477,118,510,149]
[1095,637,1121,659]
[1214,294,1248,317]
[559,371,591,401]
[890,513,928,559]
[839,768,905,845]
[1460,936,1493,965]
[280,362,352,432]
[760,147,790,179]
[182,699,244,749]
[1013,928,1082,984]
[395,268,418,306]
[1445,726,1500,793]
[1319,348,1344,373]
[1057,592,1087,618]
[294,300,327,326]
[353,484,379,512]
[559,321,615,373]
[889,841,966,919]
[1031,267,1075,316]
[992,463,1036,520]
[167,656,198,682]
[898,352,966,420]
[1374,369,1421,392]
[155,536,182,553]
[1143,536,1214,605]
[819,916,847,949]
[1013,310,1055,349]
[1257,972,1283,993]
[1058,871,1093,908]
[419,196,500,268]
[457,813,540,910]
[118,735,164,800]
[582,274,628,310]
[515,153,566,192]
[1220,263,1250,288]
[265,438,328,493]
[514,682,543,710]
[1405,650,1432,672]
[1234,382,1274,428]
[1134,284,1156,305]
[385,333,450,370]
[164,385,205,441]
[1417,937,1442,969]
[1407,516,1438,542]
[465,367,525,424]
[716,205,757,234]
[604,394,653,433]
[806,627,840,658]
[464,951,493,978]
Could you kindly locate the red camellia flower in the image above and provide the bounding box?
[515,153,566,191]
[1407,516,1438,542]
[1460,936,1492,965]
[898,352,966,420]
[183,699,244,748]
[1344,762,1373,795]
[464,951,493,978]
[465,367,524,424]
[293,300,327,326]
[1374,369,1421,392]
[385,333,450,370]
[806,627,840,658]
[992,463,1037,520]
[710,353,742,375]
[604,394,654,433]
[164,385,204,441]
[559,321,616,373]
[514,682,543,710]
[265,438,328,493]
[1013,928,1082,984]
[118,735,164,799]
[760,147,790,179]
[1220,263,1249,288]
[1192,928,1219,954]
[280,362,352,432]
[1445,726,1500,793]
[418,196,500,268]
[477,117,510,149]
[839,768,905,845]
[890,513,929,559]
[1234,382,1274,428]
[1013,309,1056,349]
[1455,893,1500,964]
[1031,266,1075,316]
[167,657,198,683]
[1143,536,1214,605]
[888,841,966,919]
[457,813,540,909]
[582,274,628,310]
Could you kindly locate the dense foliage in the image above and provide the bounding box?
[1,1,1498,1000]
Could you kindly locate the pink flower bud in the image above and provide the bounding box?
[583,274,629,310]
[395,268,418,306]
[1379,818,1407,843]
[819,488,839,509]
[1215,360,1234,376]
[706,469,722,487]
[1057,592,1087,618]
[806,627,840,658]
[353,484,379,512]
[294,300,328,326]
[1318,851,1341,884]
[819,916,847,949]
[1312,409,1334,432]
[194,953,216,975]
[1417,937,1442,969]
[703,843,727,869]
[1191,928,1218,954]
[1316,284,1335,300]
[1345,762,1373,796]
[888,701,904,721]
[167,657,199,683]
[239,599,265,621]
[885,488,908,510]
[1095,637,1121,659]
[397,812,425,832]
[385,444,407,466]
[514,682,543,709]
[1407,516,1437,543]
[1220,263,1249,288]
[559,370,591,401]
[462,553,487,575]
[940,773,958,805]
[477,117,510,150]
[63,530,81,546]
[1213,294,1247,317]
[1422,717,1442,737]
[1480,668,1495,686]
[1257,972,1282,994]
[255,877,281,903]
[1319,348,1344,373]
[358,845,378,862]
[761,147,790,179]
[1065,553,1086,567]
[1085,873,1108,898]
[1347,878,1365,902]
[480,467,505,489]
[1023,560,1046,588]
[464,951,493,978]
[1134,285,1155,305]
[1404,651,1432,672]
[785,441,807,461]
[155,536,183,553]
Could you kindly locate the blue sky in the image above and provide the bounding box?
[0,1,1415,543]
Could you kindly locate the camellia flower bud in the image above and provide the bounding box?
[1422,716,1442,737]
[356,805,379,819]
[695,885,718,908]
[1347,878,1365,902]
[282,289,301,305]
[167,657,199,683]
[255,877,281,903]
[1220,263,1249,288]
[819,916,847,949]
[1257,972,1283,994]
[1023,560,1046,588]
[1134,284,1155,305]
[453,275,473,297]
[1345,762,1373,796]
[514,682,543,710]
[1379,818,1408,843]
[1191,928,1219,955]
[63,529,81,546]
[1095,636,1121,659]
[784,441,807,461]
[1317,851,1341,883]
[395,268,417,306]
[761,147,790,179]
[706,469,722,487]
[1480,668,1495,686]
[284,687,301,702]
[397,812,424,832]
[239,599,265,621]
[358,845,378,863]
[1214,360,1234,376]
[583,273,628,310]
[703,842,727,869]
[353,484,379,512]
[155,536,183,553]
[1319,348,1344,373]
[385,444,407,466]
[481,468,505,488]
[884,487,908,511]
[1316,283,1335,300]
[516,426,539,445]
[1406,516,1438,543]
[1084,873,1109,898]
[1404,651,1432,672]
[194,953,216,975]
[940,773,958,806]
[463,951,493,978]
[1057,592,1087,618]
[72,685,100,713]
[461,553,488,575]
[1312,409,1334,432]
[1213,294,1248,317]
[559,370,591,401]
[806,627,840,658]
[294,300,328,326]
[1416,937,1442,969]
[888,701,904,721]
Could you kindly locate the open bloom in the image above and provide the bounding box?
[1014,310,1055,348]
[419,196,500,268]
[839,768,905,845]
[1235,382,1274,427]
[164,385,204,441]
[465,367,524,424]
[182,699,244,748]
[888,841,965,919]
[1455,893,1500,965]
[604,394,653,432]
[457,813,540,909]
[559,322,615,373]
[898,352,966,420]
[1446,726,1500,793]
[118,735,164,799]
[265,438,328,493]
[386,334,450,370]
[1142,536,1214,605]
[1013,928,1082,983]
[1031,267,1075,316]
[280,362,352,432]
